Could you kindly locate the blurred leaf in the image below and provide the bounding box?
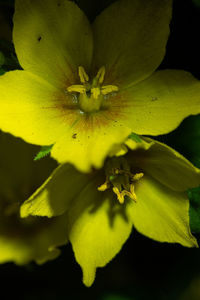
[188,187,200,233]
[180,116,200,168]
[34,144,54,161]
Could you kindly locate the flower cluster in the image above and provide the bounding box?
[0,0,200,287]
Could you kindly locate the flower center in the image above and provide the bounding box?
[98,157,144,204]
[67,66,119,113]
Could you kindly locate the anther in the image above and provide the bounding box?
[113,187,125,204]
[101,85,119,95]
[129,184,137,202]
[132,173,144,181]
[114,168,120,175]
[98,180,110,192]
[96,66,106,84]
[67,85,86,94]
[78,66,89,84]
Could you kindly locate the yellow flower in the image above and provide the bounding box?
[0,0,200,171]
[0,131,68,264]
[21,137,200,286]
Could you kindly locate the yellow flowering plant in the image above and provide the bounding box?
[21,137,200,286]
[0,0,200,172]
[0,131,68,264]
[0,0,200,289]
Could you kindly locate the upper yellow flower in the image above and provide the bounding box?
[0,0,200,172]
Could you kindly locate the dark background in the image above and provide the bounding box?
[1,0,200,299]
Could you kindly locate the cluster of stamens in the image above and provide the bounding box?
[66,66,119,112]
[97,157,143,204]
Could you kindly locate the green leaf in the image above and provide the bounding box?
[188,186,200,233]
[128,132,142,143]
[34,144,54,161]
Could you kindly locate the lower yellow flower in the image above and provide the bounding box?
[21,137,200,286]
[0,131,68,264]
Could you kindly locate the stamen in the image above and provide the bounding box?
[113,185,137,204]
[78,66,89,84]
[113,168,121,175]
[101,85,119,95]
[97,157,144,204]
[67,85,86,94]
[98,180,110,192]
[91,87,101,99]
[123,190,136,202]
[113,187,125,204]
[132,173,144,181]
[96,66,106,84]
[129,184,137,202]
[67,66,119,112]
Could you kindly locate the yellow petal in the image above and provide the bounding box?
[14,0,93,87]
[120,70,200,135]
[68,181,132,287]
[140,138,200,192]
[0,70,73,145]
[21,164,92,218]
[92,0,172,88]
[128,175,198,248]
[51,117,131,172]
